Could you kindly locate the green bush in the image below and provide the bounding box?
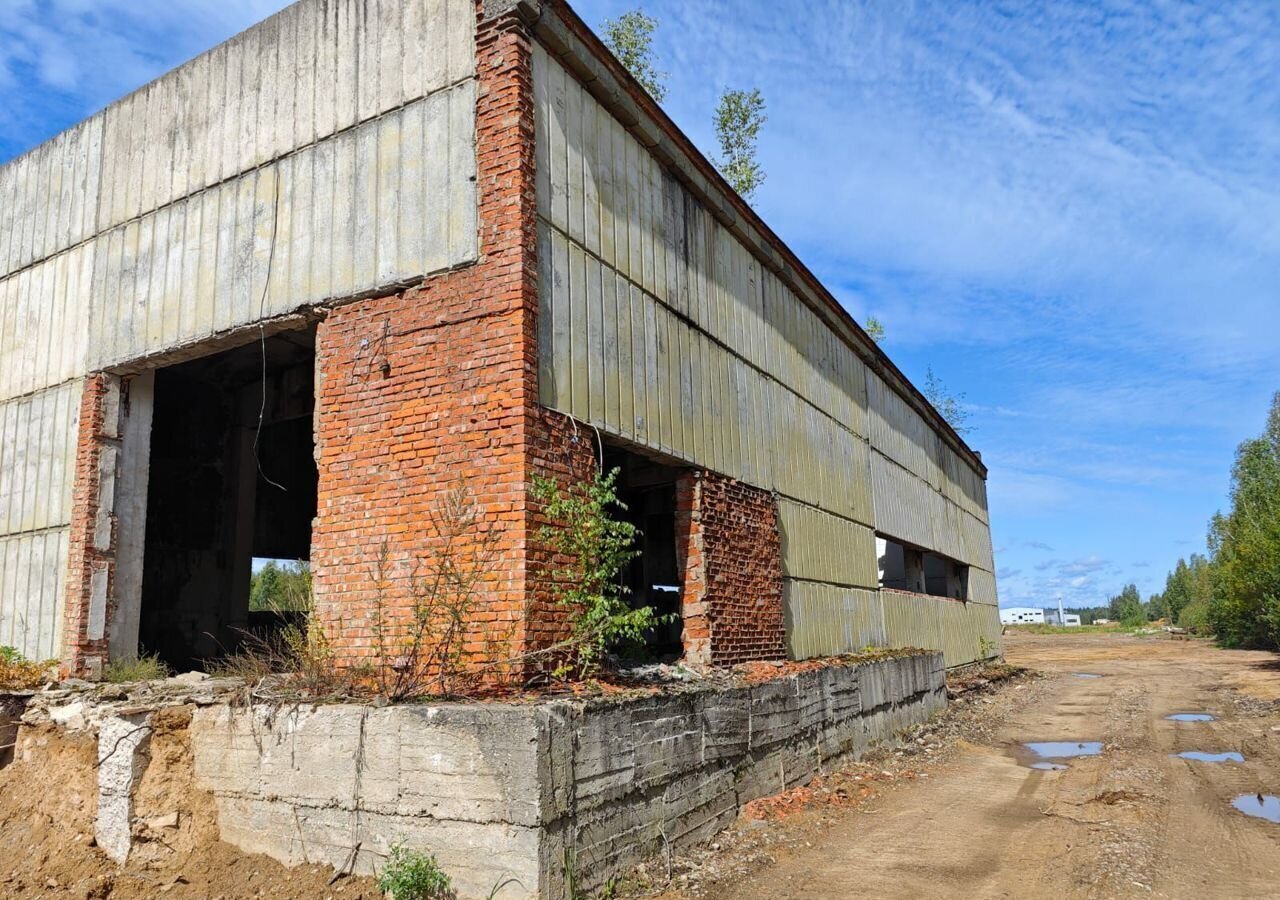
[532,466,670,678]
[377,845,454,900]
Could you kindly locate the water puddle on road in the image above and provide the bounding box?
[1175,751,1244,763]
[1014,741,1104,770]
[1231,794,1280,824]
[1070,673,1103,679]
[1166,713,1215,722]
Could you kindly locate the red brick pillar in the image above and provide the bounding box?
[676,470,785,667]
[309,2,546,677]
[62,375,121,677]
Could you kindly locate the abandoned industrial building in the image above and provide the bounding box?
[0,1,1005,893]
[0,0,1000,680]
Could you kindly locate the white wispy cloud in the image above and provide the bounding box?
[0,0,289,154]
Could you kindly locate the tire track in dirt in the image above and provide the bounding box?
[656,634,1280,900]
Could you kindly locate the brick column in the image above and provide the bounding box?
[62,375,122,677]
[310,2,550,675]
[676,470,785,667]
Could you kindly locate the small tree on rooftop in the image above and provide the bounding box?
[865,316,886,344]
[923,366,971,437]
[601,9,667,101]
[714,87,767,202]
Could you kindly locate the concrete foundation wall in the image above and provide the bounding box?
[190,650,945,899]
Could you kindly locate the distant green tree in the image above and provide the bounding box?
[1177,554,1218,632]
[1106,583,1145,627]
[1206,392,1280,648]
[865,316,886,344]
[249,560,312,612]
[601,10,667,101]
[714,88,767,202]
[922,366,972,437]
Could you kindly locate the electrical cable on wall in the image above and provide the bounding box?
[253,169,287,493]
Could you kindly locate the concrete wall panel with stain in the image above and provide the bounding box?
[0,0,480,661]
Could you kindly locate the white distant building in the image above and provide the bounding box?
[1046,610,1082,627]
[1000,607,1046,625]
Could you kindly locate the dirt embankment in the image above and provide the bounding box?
[0,705,381,899]
[626,634,1280,900]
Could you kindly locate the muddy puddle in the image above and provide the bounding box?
[1231,794,1280,824]
[1070,673,1103,679]
[1013,741,1103,769]
[1175,751,1243,763]
[1165,713,1214,722]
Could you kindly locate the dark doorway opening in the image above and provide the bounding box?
[137,329,317,672]
[603,443,685,661]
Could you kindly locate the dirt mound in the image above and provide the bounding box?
[0,707,382,899]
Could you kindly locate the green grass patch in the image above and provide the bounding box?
[103,653,170,683]
[1006,623,1140,636]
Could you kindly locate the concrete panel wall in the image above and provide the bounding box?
[82,83,476,376]
[0,382,80,657]
[881,591,1002,667]
[532,45,998,666]
[783,583,887,659]
[0,0,480,658]
[0,530,68,658]
[0,382,80,535]
[0,0,476,280]
[778,500,878,589]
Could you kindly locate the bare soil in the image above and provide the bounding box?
[0,706,382,900]
[630,632,1280,900]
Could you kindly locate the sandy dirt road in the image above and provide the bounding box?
[698,633,1280,900]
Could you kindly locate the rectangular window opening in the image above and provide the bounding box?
[877,535,968,601]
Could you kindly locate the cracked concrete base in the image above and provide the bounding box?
[190,651,945,899]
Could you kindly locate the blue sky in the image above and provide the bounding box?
[3,0,1278,609]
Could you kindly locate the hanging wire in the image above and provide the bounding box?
[252,169,287,492]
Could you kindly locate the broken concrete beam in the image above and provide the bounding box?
[96,713,153,865]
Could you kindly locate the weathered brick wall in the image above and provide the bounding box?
[63,375,118,676]
[310,2,543,673]
[522,408,599,667]
[677,471,785,667]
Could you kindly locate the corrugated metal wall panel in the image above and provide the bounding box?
[783,582,887,660]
